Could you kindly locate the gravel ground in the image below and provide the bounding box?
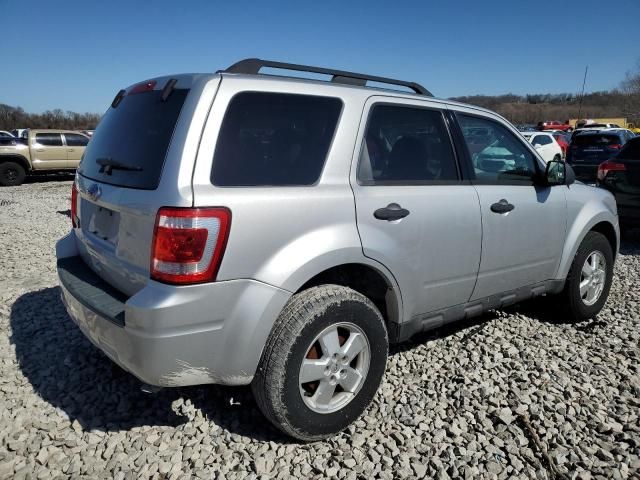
[0,178,639,480]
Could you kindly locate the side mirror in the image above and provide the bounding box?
[534,143,542,149]
[544,159,574,186]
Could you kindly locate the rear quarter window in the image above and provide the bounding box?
[211,92,342,187]
[78,87,188,190]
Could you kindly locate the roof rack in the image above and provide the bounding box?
[223,58,432,96]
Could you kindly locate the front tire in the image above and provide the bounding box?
[252,285,388,441]
[562,231,614,321]
[0,161,26,186]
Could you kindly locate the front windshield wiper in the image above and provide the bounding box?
[96,157,142,175]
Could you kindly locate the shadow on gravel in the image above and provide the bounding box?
[24,173,75,184]
[10,287,287,441]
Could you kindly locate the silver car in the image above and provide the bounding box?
[56,59,619,440]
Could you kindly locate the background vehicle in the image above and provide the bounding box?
[516,124,537,132]
[0,129,89,186]
[570,127,636,142]
[11,129,28,138]
[598,136,640,232]
[0,130,14,138]
[571,118,632,130]
[538,120,573,132]
[551,132,570,158]
[56,59,619,441]
[520,131,563,162]
[567,129,635,182]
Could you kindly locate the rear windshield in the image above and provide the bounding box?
[78,88,188,189]
[574,134,620,147]
[211,92,342,186]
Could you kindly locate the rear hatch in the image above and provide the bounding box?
[569,133,623,181]
[74,75,219,296]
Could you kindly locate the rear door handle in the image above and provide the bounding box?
[374,203,410,221]
[490,199,515,214]
[67,149,75,152]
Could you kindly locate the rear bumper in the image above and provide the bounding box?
[56,233,291,387]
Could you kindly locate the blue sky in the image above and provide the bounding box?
[2,0,639,113]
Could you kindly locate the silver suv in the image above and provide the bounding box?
[56,59,619,440]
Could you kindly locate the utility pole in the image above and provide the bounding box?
[577,65,588,121]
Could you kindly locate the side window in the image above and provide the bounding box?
[65,133,89,147]
[357,104,459,184]
[212,92,342,187]
[458,114,538,184]
[537,135,552,146]
[35,133,62,146]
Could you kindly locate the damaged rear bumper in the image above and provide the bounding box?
[56,234,291,387]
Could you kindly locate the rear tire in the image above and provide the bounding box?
[562,231,614,321]
[0,161,26,186]
[252,285,388,441]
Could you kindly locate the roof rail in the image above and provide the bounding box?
[223,58,432,96]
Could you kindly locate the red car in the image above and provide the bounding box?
[552,133,570,157]
[538,121,573,132]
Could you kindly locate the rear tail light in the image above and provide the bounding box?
[597,160,626,182]
[71,182,79,228]
[607,144,622,150]
[129,80,157,95]
[151,207,231,285]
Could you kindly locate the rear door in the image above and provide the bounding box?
[31,132,66,169]
[455,112,566,300]
[351,97,482,320]
[63,132,89,168]
[73,76,220,296]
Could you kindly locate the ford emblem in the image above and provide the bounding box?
[87,184,102,201]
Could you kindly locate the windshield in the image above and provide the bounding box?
[574,134,620,147]
[78,87,188,189]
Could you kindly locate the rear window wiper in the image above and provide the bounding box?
[96,157,143,175]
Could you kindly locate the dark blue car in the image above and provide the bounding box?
[598,136,640,232]
[567,129,636,183]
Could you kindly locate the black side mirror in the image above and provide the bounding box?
[544,159,574,186]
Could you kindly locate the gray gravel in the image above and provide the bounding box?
[1,178,639,480]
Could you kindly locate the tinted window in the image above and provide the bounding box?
[617,138,640,159]
[79,88,188,190]
[358,105,458,184]
[212,92,342,187]
[532,135,552,146]
[574,134,621,147]
[35,133,62,146]
[65,133,89,147]
[458,114,538,183]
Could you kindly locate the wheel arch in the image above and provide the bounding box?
[0,154,31,172]
[557,213,619,281]
[292,260,404,342]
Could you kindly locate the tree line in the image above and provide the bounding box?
[1,61,639,131]
[0,104,101,131]
[450,62,640,125]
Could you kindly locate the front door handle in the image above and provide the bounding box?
[67,149,75,152]
[374,203,410,221]
[490,199,515,214]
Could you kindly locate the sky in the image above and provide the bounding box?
[2,0,639,114]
